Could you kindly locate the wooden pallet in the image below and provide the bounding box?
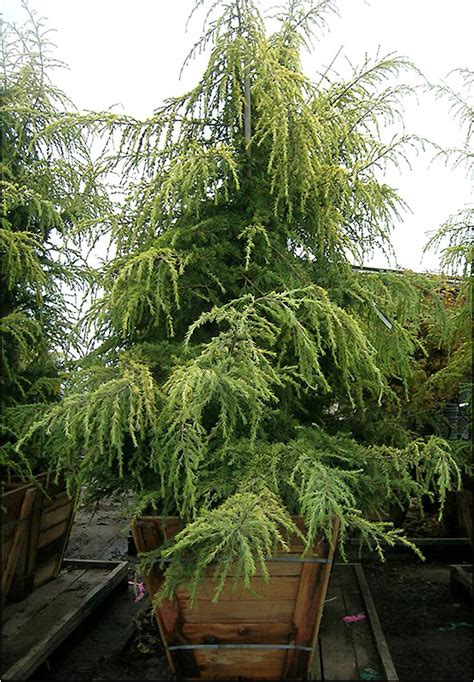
[1,558,128,681]
[312,563,398,681]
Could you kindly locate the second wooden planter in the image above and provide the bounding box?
[1,474,75,603]
[132,516,339,681]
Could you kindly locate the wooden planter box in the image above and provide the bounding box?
[132,516,339,681]
[1,474,75,603]
[457,487,473,544]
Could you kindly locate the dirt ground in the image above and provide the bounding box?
[28,500,473,681]
[365,562,472,681]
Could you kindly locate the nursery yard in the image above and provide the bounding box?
[20,500,472,682]
[2,2,472,681]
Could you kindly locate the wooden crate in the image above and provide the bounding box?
[1,474,75,602]
[1,558,129,680]
[457,488,473,544]
[132,516,339,680]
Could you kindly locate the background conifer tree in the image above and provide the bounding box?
[1,3,109,477]
[421,68,473,450]
[20,0,465,599]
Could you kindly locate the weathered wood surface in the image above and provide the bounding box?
[1,488,37,603]
[132,515,339,680]
[457,488,473,544]
[1,559,129,681]
[1,475,75,601]
[313,563,398,681]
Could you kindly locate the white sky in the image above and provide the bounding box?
[4,0,473,272]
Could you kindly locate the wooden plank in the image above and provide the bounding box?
[209,561,303,578]
[284,548,336,679]
[315,570,357,680]
[50,507,75,579]
[1,484,35,520]
[181,599,295,624]
[37,519,70,549]
[24,487,43,593]
[39,501,73,533]
[2,561,128,681]
[354,564,398,681]
[2,566,89,638]
[33,557,60,588]
[176,576,299,602]
[339,564,380,679]
[181,622,295,645]
[304,519,340,675]
[311,635,323,682]
[282,561,322,677]
[39,491,70,515]
[457,489,473,542]
[191,648,285,679]
[1,489,37,601]
[131,522,182,676]
[62,558,128,570]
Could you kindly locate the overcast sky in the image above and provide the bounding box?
[4,0,473,272]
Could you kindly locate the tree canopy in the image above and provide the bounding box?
[12,0,467,601]
[0,2,109,477]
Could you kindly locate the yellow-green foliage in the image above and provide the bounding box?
[14,1,468,598]
[0,3,110,476]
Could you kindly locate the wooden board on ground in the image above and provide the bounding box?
[1,558,128,681]
[313,563,398,681]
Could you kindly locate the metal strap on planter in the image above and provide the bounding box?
[157,556,329,565]
[168,644,313,652]
[266,557,329,564]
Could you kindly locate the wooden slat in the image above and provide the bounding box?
[282,562,321,677]
[62,558,127,570]
[206,561,303,578]
[284,519,339,678]
[457,489,473,543]
[33,557,60,589]
[2,567,89,638]
[2,561,128,681]
[39,501,73,533]
[50,506,75,580]
[317,571,357,680]
[176,576,299,602]
[191,648,286,679]
[181,599,295,624]
[131,522,183,676]
[37,519,70,549]
[306,520,340,673]
[24,488,43,588]
[1,489,37,601]
[311,635,323,681]
[339,564,377,678]
[354,564,398,681]
[40,491,70,513]
[181,622,295,645]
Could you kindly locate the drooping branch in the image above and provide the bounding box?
[236,0,252,156]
